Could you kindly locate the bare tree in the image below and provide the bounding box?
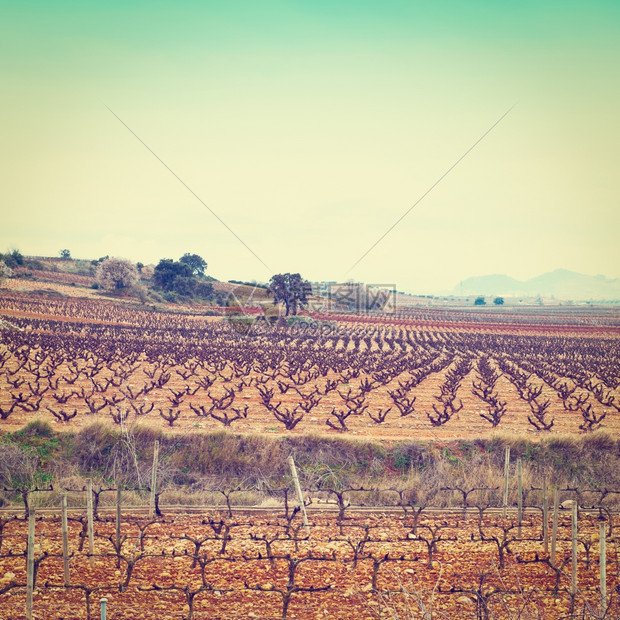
[96,257,139,290]
[0,260,13,287]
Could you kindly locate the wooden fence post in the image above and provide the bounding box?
[86,479,95,568]
[571,502,578,597]
[116,485,122,562]
[149,440,160,519]
[502,446,510,517]
[26,510,35,620]
[542,475,549,554]
[61,494,70,585]
[551,488,559,564]
[600,521,606,616]
[517,458,523,537]
[288,456,309,533]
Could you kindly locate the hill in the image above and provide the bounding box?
[454,269,620,301]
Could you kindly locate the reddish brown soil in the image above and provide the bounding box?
[0,510,616,619]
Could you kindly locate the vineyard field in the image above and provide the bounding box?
[1,290,619,441]
[0,508,617,619]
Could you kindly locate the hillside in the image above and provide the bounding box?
[1,254,274,309]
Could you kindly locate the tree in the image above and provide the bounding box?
[194,279,213,298]
[268,273,312,316]
[0,250,23,269]
[96,258,139,290]
[0,261,13,286]
[179,253,207,278]
[493,296,504,305]
[153,259,212,299]
[154,259,193,290]
[59,249,71,259]
[474,296,486,306]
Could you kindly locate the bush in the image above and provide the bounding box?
[129,284,149,303]
[72,423,118,473]
[474,296,486,305]
[24,259,44,271]
[16,419,55,438]
[204,309,222,316]
[0,260,14,283]
[390,442,433,472]
[146,289,165,303]
[214,292,229,306]
[194,280,213,299]
[172,275,196,296]
[0,249,24,269]
[0,439,39,488]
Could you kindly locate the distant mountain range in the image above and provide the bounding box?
[452,269,620,301]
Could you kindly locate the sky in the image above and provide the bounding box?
[1,0,619,294]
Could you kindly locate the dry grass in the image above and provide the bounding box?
[2,422,619,512]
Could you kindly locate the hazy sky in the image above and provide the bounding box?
[1,1,619,294]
